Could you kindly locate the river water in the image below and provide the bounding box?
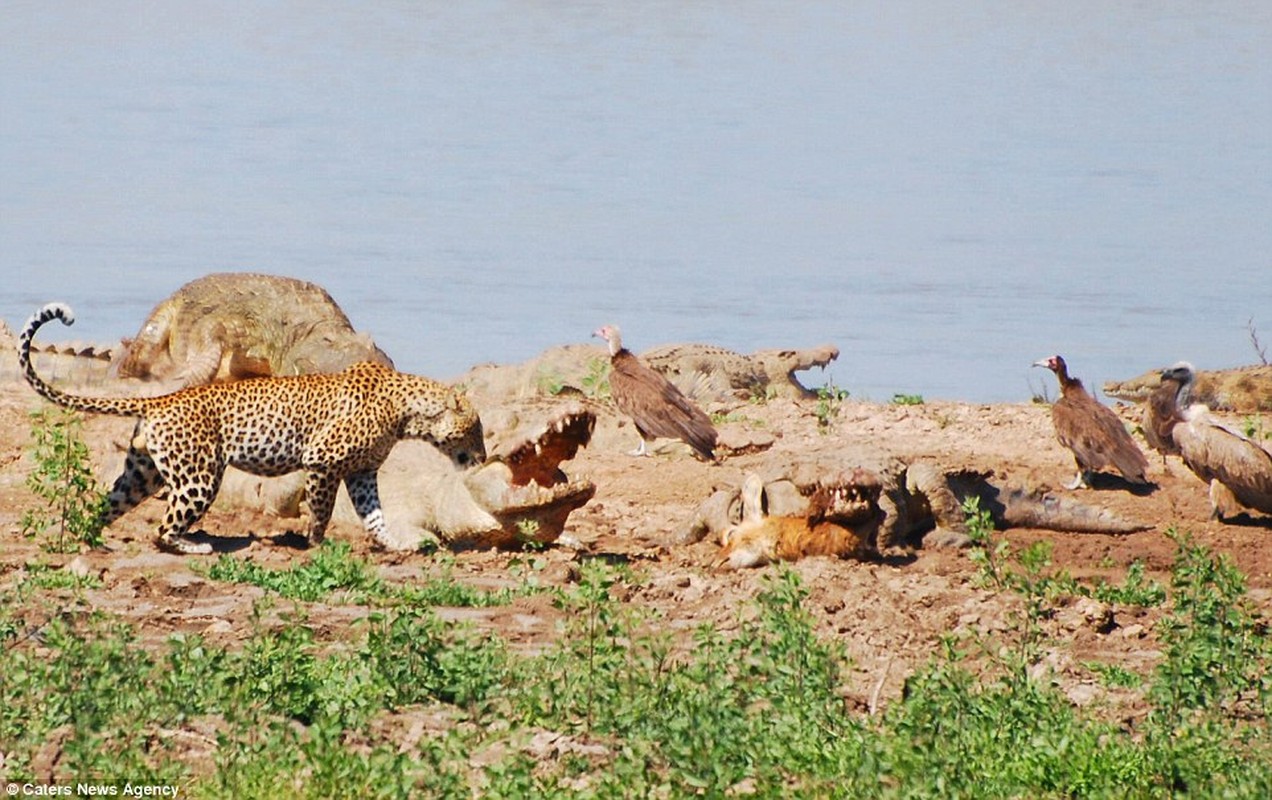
[2,2,1269,402]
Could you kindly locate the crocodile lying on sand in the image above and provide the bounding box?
[112,272,393,388]
[642,343,840,400]
[1104,364,1272,413]
[677,450,1149,567]
[458,341,839,404]
[215,398,597,550]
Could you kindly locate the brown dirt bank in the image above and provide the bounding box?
[2,340,1270,723]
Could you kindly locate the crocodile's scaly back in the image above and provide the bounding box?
[19,303,149,417]
[112,273,393,386]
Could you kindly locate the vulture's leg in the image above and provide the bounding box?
[1064,470,1092,490]
[1208,480,1242,522]
[628,429,651,457]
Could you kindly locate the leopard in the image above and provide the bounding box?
[19,302,485,555]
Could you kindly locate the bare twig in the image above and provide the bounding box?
[1248,317,1269,365]
[868,656,894,716]
[1028,376,1052,405]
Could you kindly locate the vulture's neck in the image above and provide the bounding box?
[1173,378,1193,410]
[607,339,631,359]
[1055,367,1085,398]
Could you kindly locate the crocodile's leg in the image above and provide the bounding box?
[170,343,227,388]
[904,460,971,549]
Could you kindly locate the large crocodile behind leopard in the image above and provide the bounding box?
[112,272,393,388]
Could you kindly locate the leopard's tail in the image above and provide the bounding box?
[19,303,147,417]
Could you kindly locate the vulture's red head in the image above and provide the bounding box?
[1031,354,1067,375]
[592,324,624,356]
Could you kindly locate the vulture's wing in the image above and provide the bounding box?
[610,352,718,460]
[1053,395,1148,481]
[1176,407,1272,513]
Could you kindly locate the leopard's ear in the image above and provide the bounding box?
[449,390,469,412]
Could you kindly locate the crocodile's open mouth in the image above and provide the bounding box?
[786,464,884,526]
[801,468,883,526]
[753,344,839,397]
[459,402,597,548]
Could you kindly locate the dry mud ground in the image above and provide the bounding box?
[1,345,1270,728]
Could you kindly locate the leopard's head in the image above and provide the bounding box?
[409,388,486,469]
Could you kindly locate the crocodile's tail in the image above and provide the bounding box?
[19,303,147,417]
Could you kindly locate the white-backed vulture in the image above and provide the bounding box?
[1149,362,1272,520]
[1143,361,1192,456]
[1033,354,1149,489]
[592,324,718,462]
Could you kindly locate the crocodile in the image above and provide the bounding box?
[642,343,840,400]
[677,450,1149,566]
[214,398,597,550]
[457,341,839,404]
[111,272,393,387]
[1103,364,1272,413]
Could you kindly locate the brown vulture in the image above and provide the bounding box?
[1033,354,1149,489]
[592,324,718,461]
[1147,362,1272,520]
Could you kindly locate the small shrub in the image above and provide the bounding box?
[535,367,567,396]
[581,357,611,399]
[202,540,383,602]
[814,381,849,431]
[20,407,108,552]
[16,561,103,597]
[1150,530,1272,722]
[891,393,925,405]
[748,383,779,405]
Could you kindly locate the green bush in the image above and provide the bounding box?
[21,407,108,552]
[2,533,1270,796]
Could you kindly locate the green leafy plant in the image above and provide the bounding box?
[710,410,764,427]
[1084,661,1143,688]
[1086,560,1167,606]
[964,495,1006,588]
[1241,414,1271,440]
[1150,530,1272,723]
[6,500,1272,796]
[748,382,779,405]
[202,541,383,602]
[203,541,538,609]
[814,380,849,431]
[20,407,108,552]
[535,366,567,396]
[16,561,103,598]
[891,392,925,405]
[581,356,611,399]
